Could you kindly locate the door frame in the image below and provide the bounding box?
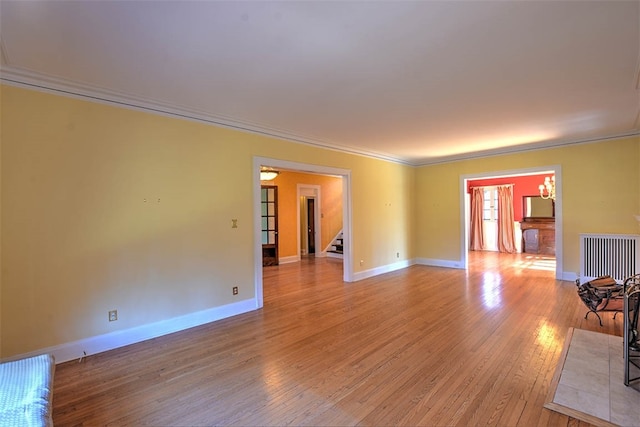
[460,165,563,280]
[298,184,321,257]
[253,157,352,309]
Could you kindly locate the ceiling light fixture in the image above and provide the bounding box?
[539,175,555,200]
[260,169,279,181]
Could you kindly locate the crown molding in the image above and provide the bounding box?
[413,130,640,167]
[0,66,412,166]
[1,65,638,168]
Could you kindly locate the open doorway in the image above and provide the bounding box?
[460,166,563,280]
[306,198,316,255]
[298,184,322,258]
[253,157,353,309]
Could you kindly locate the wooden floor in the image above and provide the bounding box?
[52,252,622,426]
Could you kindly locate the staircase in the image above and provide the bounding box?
[327,231,343,259]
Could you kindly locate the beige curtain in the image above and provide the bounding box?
[469,187,484,251]
[497,185,516,253]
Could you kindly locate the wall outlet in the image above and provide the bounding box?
[232,286,238,295]
[397,252,400,258]
[108,310,118,322]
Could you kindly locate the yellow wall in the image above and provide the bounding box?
[3,82,637,359]
[266,171,343,258]
[415,136,640,274]
[0,84,415,357]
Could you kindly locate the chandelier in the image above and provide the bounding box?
[539,175,555,200]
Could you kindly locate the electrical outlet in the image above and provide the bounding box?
[397,252,400,258]
[232,286,238,295]
[108,310,118,322]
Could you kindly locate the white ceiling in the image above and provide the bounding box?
[1,1,639,165]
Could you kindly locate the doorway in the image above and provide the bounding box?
[461,166,563,280]
[306,198,316,255]
[253,157,353,309]
[298,184,321,258]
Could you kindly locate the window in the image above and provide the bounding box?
[483,188,497,221]
[261,185,279,266]
[261,186,277,244]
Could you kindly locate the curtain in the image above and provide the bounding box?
[497,185,516,253]
[469,187,484,251]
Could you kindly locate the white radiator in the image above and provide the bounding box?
[580,233,640,283]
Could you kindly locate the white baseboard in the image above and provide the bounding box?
[352,259,414,281]
[414,258,465,269]
[3,298,258,364]
[278,255,300,264]
[562,271,579,283]
[414,258,577,283]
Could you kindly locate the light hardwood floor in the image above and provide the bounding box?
[52,252,621,426]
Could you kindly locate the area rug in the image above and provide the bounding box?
[544,328,640,427]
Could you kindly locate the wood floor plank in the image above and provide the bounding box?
[52,252,616,426]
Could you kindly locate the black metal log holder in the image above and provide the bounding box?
[623,273,640,387]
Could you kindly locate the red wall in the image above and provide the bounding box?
[467,174,551,221]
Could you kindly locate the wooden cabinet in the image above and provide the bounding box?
[520,218,555,256]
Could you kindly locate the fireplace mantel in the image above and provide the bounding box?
[520,217,555,255]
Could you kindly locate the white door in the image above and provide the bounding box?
[483,187,498,252]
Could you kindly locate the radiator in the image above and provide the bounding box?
[580,233,640,283]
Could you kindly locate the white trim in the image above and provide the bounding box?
[297,184,322,260]
[413,132,640,166]
[562,271,579,283]
[278,255,300,264]
[414,258,465,269]
[2,298,257,364]
[460,165,564,281]
[342,175,353,282]
[0,68,408,165]
[2,68,637,167]
[254,162,265,309]
[352,260,415,282]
